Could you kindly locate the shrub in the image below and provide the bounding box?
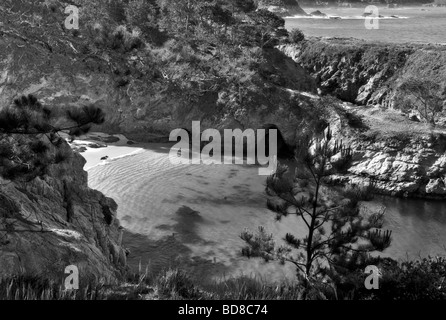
[428,132,446,152]
[0,95,106,181]
[125,0,167,45]
[343,179,378,201]
[345,111,367,129]
[155,269,201,299]
[289,28,305,44]
[90,24,145,53]
[107,0,127,24]
[204,276,302,300]
[111,26,145,53]
[0,275,108,300]
[398,77,445,126]
[350,256,446,300]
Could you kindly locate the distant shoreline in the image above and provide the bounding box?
[299,2,437,9]
[285,5,446,46]
[300,35,446,47]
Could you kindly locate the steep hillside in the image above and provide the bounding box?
[279,38,446,198]
[0,136,127,282]
[0,0,316,143]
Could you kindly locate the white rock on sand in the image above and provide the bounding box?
[68,132,144,170]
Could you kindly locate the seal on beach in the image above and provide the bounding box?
[100,156,109,160]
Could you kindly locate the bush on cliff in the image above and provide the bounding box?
[398,77,445,127]
[0,95,105,181]
[289,28,305,44]
[333,256,446,300]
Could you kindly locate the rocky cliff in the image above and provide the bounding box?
[329,113,446,198]
[0,138,127,282]
[279,39,446,199]
[279,39,446,108]
[345,137,446,198]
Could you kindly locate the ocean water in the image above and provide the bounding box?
[87,144,446,282]
[285,6,446,44]
[377,196,446,259]
[88,144,299,283]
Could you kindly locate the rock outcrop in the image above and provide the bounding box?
[279,39,446,199]
[278,39,446,108]
[333,136,446,198]
[326,111,446,199]
[310,10,327,17]
[258,0,308,16]
[0,140,127,282]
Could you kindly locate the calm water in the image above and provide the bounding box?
[377,196,446,259]
[87,144,446,282]
[286,6,446,44]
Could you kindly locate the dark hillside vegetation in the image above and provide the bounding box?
[0,0,316,142]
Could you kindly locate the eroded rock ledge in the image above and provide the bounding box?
[279,40,446,109]
[331,126,446,199]
[279,39,446,199]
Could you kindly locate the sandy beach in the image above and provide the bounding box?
[68,132,144,170]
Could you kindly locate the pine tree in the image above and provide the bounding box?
[241,127,392,294]
[0,95,105,181]
[247,8,286,48]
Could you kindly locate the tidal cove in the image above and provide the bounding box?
[169,121,278,176]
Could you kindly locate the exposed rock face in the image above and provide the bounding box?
[349,142,446,198]
[329,124,446,199]
[279,39,446,199]
[310,10,327,17]
[0,141,127,282]
[278,40,446,108]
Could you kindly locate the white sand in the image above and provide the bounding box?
[68,132,144,170]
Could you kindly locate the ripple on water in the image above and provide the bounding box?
[87,144,446,282]
[88,145,300,282]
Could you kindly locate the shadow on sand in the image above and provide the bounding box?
[122,206,231,282]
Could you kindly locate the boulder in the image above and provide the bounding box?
[425,178,446,195]
[310,10,327,17]
[0,141,127,283]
